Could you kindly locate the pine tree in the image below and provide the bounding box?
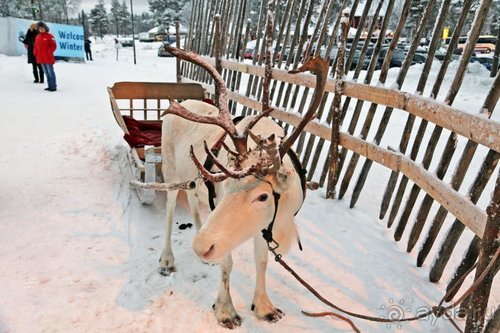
[119,1,131,36]
[148,0,186,34]
[110,0,122,36]
[89,0,109,38]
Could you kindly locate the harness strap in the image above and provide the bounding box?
[203,155,218,211]
[261,191,281,244]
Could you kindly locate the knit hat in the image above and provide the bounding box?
[36,21,50,32]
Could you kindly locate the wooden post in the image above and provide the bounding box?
[409,72,500,258]
[391,0,494,241]
[214,15,222,108]
[344,0,373,72]
[425,150,499,276]
[491,25,500,77]
[464,173,500,333]
[335,0,394,201]
[235,19,252,116]
[348,0,452,209]
[273,0,309,112]
[379,0,475,220]
[320,0,409,188]
[262,0,276,112]
[328,0,389,185]
[326,9,349,199]
[484,306,500,333]
[176,21,181,83]
[443,236,480,300]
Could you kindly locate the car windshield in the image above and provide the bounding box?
[393,51,406,61]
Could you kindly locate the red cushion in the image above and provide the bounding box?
[122,116,162,147]
[121,99,214,148]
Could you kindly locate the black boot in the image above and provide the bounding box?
[38,65,44,84]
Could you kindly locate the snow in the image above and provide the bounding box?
[1,37,498,333]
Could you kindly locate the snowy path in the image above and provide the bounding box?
[0,41,497,333]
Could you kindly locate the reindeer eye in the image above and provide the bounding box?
[257,194,268,202]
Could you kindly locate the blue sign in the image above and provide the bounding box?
[51,23,84,58]
[13,18,84,59]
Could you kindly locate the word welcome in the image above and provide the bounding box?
[57,31,84,52]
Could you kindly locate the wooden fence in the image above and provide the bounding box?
[176,0,499,331]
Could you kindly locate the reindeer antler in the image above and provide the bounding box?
[279,56,330,158]
[165,46,300,182]
[189,145,257,182]
[162,46,248,154]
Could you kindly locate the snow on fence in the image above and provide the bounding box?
[175,0,499,331]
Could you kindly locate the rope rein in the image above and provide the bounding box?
[263,232,499,332]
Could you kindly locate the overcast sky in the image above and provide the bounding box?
[79,0,150,14]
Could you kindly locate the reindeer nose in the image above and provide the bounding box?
[202,244,215,259]
[192,235,216,261]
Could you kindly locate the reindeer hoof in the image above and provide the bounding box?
[264,308,284,322]
[158,266,176,276]
[219,315,242,329]
[252,303,284,322]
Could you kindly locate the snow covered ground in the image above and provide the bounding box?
[0,38,498,333]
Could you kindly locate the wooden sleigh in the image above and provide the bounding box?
[107,81,206,204]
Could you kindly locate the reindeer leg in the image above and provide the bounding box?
[186,191,202,231]
[251,236,284,322]
[159,190,179,276]
[213,253,242,329]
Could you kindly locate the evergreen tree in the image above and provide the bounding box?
[110,0,122,36]
[148,0,186,33]
[0,0,81,22]
[89,0,109,38]
[119,1,131,36]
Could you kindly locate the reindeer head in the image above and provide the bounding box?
[163,46,328,262]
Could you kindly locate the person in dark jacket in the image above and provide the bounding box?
[21,22,44,83]
[84,38,93,61]
[34,22,57,92]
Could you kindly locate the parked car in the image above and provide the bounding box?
[474,55,494,71]
[158,43,174,57]
[117,37,134,47]
[414,47,459,61]
[319,47,338,65]
[243,48,254,59]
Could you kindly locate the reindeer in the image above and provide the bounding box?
[159,46,328,328]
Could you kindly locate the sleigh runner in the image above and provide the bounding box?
[107,81,207,204]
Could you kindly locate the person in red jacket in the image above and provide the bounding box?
[34,22,57,92]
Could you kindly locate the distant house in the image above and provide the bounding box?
[351,0,389,30]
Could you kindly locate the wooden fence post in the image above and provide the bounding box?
[176,21,181,83]
[464,173,500,333]
[214,14,222,108]
[326,9,349,199]
[484,305,500,333]
[491,24,500,77]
